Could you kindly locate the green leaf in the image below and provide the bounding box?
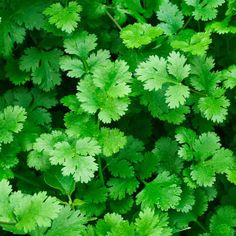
[140,89,190,124]
[108,177,139,200]
[193,132,221,161]
[156,0,184,35]
[120,23,163,48]
[165,84,190,108]
[136,171,182,210]
[44,2,82,33]
[60,56,84,78]
[96,213,134,236]
[63,31,97,58]
[190,162,216,186]
[0,15,25,57]
[198,95,230,123]
[184,0,225,21]
[19,48,62,91]
[0,179,13,222]
[136,51,190,100]
[153,137,183,174]
[77,60,131,123]
[0,106,27,144]
[80,181,108,204]
[44,207,87,236]
[75,138,101,156]
[211,148,234,174]
[99,128,127,157]
[136,55,169,91]
[175,186,195,213]
[171,30,212,55]
[49,138,100,183]
[222,65,236,89]
[10,191,61,233]
[210,206,236,236]
[135,208,172,236]
[44,166,76,196]
[135,152,158,180]
[110,197,134,215]
[0,180,62,234]
[206,18,236,34]
[175,127,197,145]
[5,58,30,85]
[167,51,191,82]
[13,0,46,30]
[92,60,131,98]
[108,159,134,178]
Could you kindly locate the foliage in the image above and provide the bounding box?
[0,0,236,235]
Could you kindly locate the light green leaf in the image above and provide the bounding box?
[198,94,230,123]
[165,84,190,108]
[156,0,184,35]
[120,23,163,48]
[63,31,97,58]
[45,207,87,236]
[44,2,82,33]
[136,55,169,91]
[135,208,172,236]
[167,51,191,81]
[99,128,127,157]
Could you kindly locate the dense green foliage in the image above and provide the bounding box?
[0,0,236,235]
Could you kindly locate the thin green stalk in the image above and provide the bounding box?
[98,155,105,185]
[183,16,193,29]
[0,221,16,226]
[197,21,201,32]
[14,173,41,188]
[58,199,69,206]
[173,226,191,233]
[105,9,122,31]
[87,217,98,222]
[195,220,207,232]
[189,87,207,97]
[81,58,89,73]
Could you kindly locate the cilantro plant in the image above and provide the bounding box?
[0,0,236,235]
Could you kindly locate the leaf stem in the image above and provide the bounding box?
[14,173,41,188]
[81,58,89,73]
[195,220,207,232]
[0,221,16,226]
[189,87,207,96]
[197,21,201,32]
[98,155,105,185]
[58,199,69,205]
[183,16,193,29]
[173,226,191,233]
[87,217,98,222]
[105,9,122,31]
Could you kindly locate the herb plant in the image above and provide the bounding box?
[0,0,236,235]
